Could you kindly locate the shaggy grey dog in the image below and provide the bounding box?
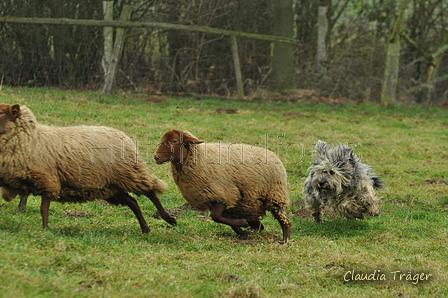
[303,140,383,222]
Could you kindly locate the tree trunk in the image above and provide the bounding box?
[316,4,330,76]
[269,0,295,91]
[423,29,448,105]
[317,5,329,63]
[102,5,132,94]
[381,34,401,105]
[380,0,410,105]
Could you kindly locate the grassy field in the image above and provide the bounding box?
[0,87,447,298]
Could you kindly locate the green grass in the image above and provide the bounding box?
[0,87,447,297]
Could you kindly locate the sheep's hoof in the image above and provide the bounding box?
[248,221,264,231]
[165,216,177,226]
[236,231,249,240]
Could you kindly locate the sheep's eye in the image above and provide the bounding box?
[329,170,335,175]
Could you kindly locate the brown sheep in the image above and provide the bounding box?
[0,103,176,233]
[154,130,291,243]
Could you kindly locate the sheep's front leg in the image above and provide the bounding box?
[31,169,60,229]
[210,203,249,238]
[40,194,51,229]
[269,205,291,244]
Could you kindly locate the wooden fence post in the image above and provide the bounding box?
[102,1,113,76]
[102,5,132,94]
[230,36,244,100]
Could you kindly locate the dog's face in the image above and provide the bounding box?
[309,162,349,197]
[306,140,356,198]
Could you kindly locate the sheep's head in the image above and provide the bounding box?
[154,130,204,164]
[0,104,21,135]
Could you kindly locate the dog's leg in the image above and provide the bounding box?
[358,193,380,216]
[303,193,323,223]
[312,211,322,222]
[333,197,364,219]
[367,204,380,216]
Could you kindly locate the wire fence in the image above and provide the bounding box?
[0,1,447,104]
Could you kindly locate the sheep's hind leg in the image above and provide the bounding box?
[114,193,151,234]
[144,190,177,226]
[230,226,248,239]
[210,203,249,238]
[248,221,264,231]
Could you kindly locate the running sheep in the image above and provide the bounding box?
[154,130,291,243]
[0,103,176,232]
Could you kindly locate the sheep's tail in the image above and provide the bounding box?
[153,178,168,195]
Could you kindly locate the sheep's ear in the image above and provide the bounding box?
[11,104,20,116]
[181,132,204,145]
[10,104,20,116]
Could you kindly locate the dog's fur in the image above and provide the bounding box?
[303,140,382,222]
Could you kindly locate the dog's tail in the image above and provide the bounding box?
[371,176,383,190]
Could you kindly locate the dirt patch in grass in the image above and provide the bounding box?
[63,211,95,218]
[425,178,448,185]
[289,200,339,220]
[151,202,208,219]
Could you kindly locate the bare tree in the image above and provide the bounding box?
[380,1,409,105]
